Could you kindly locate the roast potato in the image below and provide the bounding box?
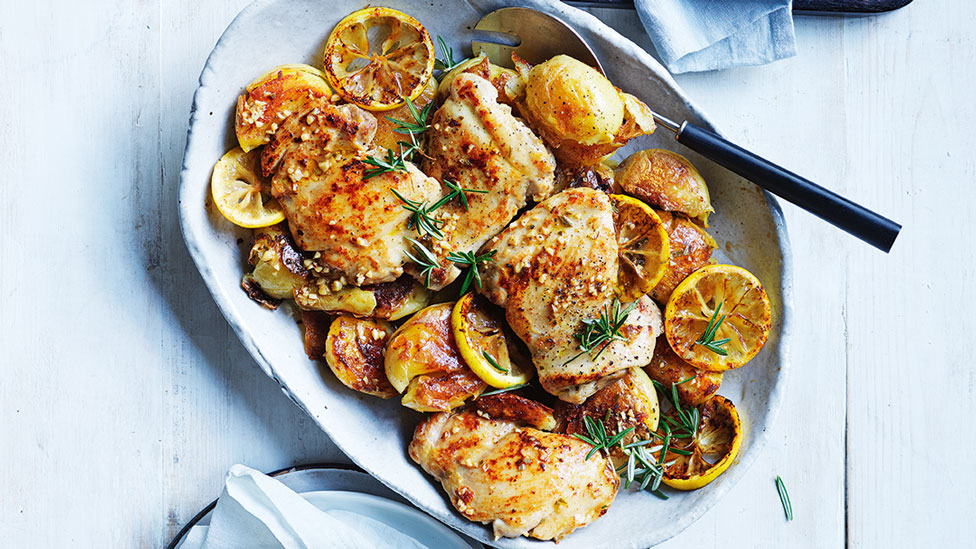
[644,338,723,407]
[556,367,660,467]
[524,55,623,145]
[616,149,713,226]
[235,64,333,152]
[294,276,430,319]
[243,223,308,307]
[650,210,717,304]
[438,53,525,106]
[474,393,557,431]
[385,303,486,411]
[324,315,398,399]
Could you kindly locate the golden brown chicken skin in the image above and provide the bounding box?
[409,407,618,541]
[263,97,442,286]
[415,73,556,289]
[479,188,663,403]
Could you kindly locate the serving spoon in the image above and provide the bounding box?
[472,7,901,252]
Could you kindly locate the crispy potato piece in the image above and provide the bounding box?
[438,54,525,106]
[650,210,717,304]
[474,393,556,431]
[235,64,332,152]
[556,368,660,467]
[244,223,308,306]
[385,303,486,411]
[294,276,428,319]
[325,315,397,399]
[645,338,723,407]
[616,149,713,226]
[402,369,486,413]
[369,278,430,320]
[301,310,331,359]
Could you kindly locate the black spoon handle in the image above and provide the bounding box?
[674,122,901,252]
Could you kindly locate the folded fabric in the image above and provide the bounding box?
[634,0,797,73]
[179,465,427,549]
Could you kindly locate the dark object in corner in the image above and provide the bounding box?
[564,0,913,15]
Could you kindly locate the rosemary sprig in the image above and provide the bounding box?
[404,238,440,288]
[391,189,445,239]
[480,383,528,397]
[695,302,731,356]
[566,299,638,364]
[446,249,496,294]
[572,413,635,461]
[431,180,488,211]
[363,142,415,179]
[776,476,793,521]
[653,377,700,440]
[434,35,469,73]
[385,96,434,137]
[482,350,508,373]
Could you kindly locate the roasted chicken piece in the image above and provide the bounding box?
[417,73,556,289]
[262,96,442,286]
[555,367,660,467]
[480,188,663,403]
[409,407,618,541]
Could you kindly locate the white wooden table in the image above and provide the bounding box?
[1,1,970,546]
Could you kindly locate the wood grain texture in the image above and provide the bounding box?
[0,0,968,547]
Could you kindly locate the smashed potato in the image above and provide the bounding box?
[242,223,308,308]
[385,303,486,411]
[616,149,713,226]
[235,64,332,152]
[525,55,623,145]
[474,393,556,431]
[437,54,524,106]
[645,338,722,407]
[325,315,398,399]
[650,210,717,304]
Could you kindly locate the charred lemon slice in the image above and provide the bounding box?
[664,264,771,371]
[610,195,670,301]
[323,7,435,111]
[661,395,742,490]
[211,147,284,228]
[451,293,533,389]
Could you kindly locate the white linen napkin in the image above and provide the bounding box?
[634,0,797,73]
[179,465,428,549]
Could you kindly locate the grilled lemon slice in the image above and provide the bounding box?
[211,147,284,228]
[664,264,771,371]
[610,194,670,301]
[323,7,435,111]
[661,395,742,490]
[451,293,533,389]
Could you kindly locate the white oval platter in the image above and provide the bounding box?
[178,0,794,546]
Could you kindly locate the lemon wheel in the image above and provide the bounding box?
[661,395,742,490]
[451,293,533,388]
[664,264,771,371]
[211,147,284,228]
[610,194,670,301]
[323,7,435,111]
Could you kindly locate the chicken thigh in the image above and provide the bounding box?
[409,407,618,541]
[479,188,663,403]
[416,73,556,289]
[263,97,442,286]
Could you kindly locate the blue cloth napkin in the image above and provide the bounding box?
[635,0,797,73]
